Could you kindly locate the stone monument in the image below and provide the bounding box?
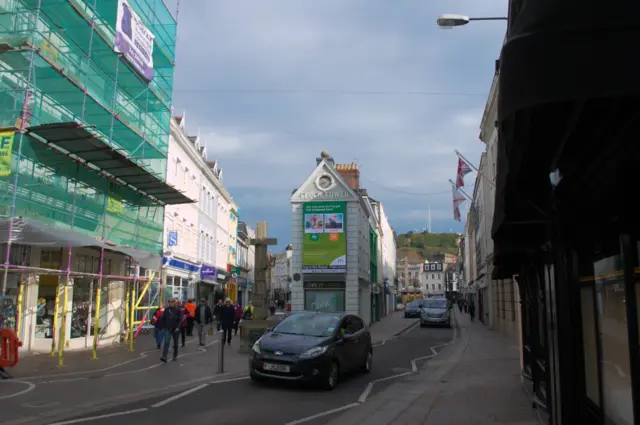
[238,221,278,353]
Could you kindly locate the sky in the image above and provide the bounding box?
[168,0,507,251]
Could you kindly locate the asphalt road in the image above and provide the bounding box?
[50,323,452,425]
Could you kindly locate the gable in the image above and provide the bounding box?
[290,160,359,203]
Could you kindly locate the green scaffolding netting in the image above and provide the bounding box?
[0,0,178,254]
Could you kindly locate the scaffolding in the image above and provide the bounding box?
[0,0,190,365]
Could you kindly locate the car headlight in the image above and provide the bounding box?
[252,338,262,354]
[298,346,328,359]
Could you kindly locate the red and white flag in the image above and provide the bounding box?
[455,157,473,188]
[452,186,465,222]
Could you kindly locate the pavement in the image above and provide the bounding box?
[0,311,420,425]
[322,310,541,425]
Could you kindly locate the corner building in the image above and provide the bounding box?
[290,152,382,324]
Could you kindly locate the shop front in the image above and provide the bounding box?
[197,264,218,308]
[303,281,345,312]
[371,284,381,323]
[163,256,199,303]
[236,277,248,306]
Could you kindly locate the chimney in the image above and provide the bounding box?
[335,162,360,190]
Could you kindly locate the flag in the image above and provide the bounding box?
[452,186,465,222]
[456,157,473,188]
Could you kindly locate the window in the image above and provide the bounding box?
[580,285,600,406]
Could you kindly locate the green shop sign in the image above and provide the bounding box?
[302,201,346,273]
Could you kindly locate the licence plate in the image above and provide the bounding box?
[263,363,290,372]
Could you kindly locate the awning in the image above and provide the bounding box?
[491,1,640,277]
[26,122,193,206]
[0,217,161,270]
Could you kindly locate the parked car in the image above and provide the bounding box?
[420,298,451,327]
[404,299,424,318]
[395,303,406,311]
[249,311,373,390]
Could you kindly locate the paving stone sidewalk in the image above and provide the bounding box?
[326,311,540,425]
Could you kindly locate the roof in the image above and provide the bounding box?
[174,116,184,125]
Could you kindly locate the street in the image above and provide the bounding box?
[44,323,452,425]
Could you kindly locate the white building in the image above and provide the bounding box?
[163,116,204,302]
[421,262,446,296]
[164,115,237,306]
[290,152,390,325]
[375,202,397,313]
[272,246,293,302]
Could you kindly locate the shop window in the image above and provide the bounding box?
[304,290,345,312]
[71,278,91,339]
[581,244,633,425]
[580,285,601,406]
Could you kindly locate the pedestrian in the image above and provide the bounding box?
[243,302,254,320]
[469,302,476,323]
[159,298,183,362]
[185,299,197,336]
[213,300,223,332]
[193,298,213,346]
[233,302,243,335]
[220,298,235,346]
[151,305,165,349]
[178,300,188,347]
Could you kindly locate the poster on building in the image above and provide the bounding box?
[114,0,155,80]
[0,130,14,177]
[302,202,346,273]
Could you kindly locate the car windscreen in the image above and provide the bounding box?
[407,300,423,308]
[423,299,447,309]
[272,313,341,337]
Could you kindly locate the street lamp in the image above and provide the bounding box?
[436,14,507,29]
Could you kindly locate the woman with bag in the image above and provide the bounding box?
[151,306,165,349]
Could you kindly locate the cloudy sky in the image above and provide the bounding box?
[168,0,506,250]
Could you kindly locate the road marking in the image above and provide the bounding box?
[411,354,435,372]
[48,408,148,425]
[357,371,414,403]
[209,376,249,384]
[0,380,37,400]
[23,401,61,408]
[151,383,209,408]
[283,402,360,425]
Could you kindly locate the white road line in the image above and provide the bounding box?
[283,403,360,425]
[48,408,148,425]
[209,376,249,384]
[357,371,414,403]
[411,354,435,372]
[150,383,209,408]
[0,380,37,400]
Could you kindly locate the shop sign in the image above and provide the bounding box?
[303,282,346,290]
[200,264,217,281]
[237,277,248,288]
[0,130,14,177]
[167,231,178,247]
[163,257,199,273]
[299,191,350,200]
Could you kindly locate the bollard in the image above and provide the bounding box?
[217,328,224,373]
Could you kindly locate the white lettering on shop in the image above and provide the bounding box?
[299,192,350,200]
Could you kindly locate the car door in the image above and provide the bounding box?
[349,316,368,365]
[343,315,365,370]
[335,317,353,370]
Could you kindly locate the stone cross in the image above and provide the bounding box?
[249,221,277,320]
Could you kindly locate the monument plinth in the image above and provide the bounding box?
[238,222,278,353]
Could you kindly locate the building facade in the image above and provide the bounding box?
[290,152,391,325]
[0,0,191,353]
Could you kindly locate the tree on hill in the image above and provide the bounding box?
[395,232,458,259]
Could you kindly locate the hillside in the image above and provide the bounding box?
[395,232,459,262]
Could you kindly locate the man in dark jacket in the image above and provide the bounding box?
[220,298,236,346]
[159,298,183,362]
[193,299,213,346]
[213,300,223,332]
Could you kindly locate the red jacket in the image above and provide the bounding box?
[180,308,188,328]
[234,306,243,320]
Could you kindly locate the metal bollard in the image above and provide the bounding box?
[217,328,224,373]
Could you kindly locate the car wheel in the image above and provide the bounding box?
[324,361,339,390]
[362,350,373,373]
[250,371,265,384]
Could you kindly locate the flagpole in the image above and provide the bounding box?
[454,149,495,187]
[449,179,473,201]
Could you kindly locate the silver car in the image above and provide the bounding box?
[420,298,451,327]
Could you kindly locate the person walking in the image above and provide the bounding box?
[151,305,165,349]
[469,302,476,323]
[193,299,213,346]
[233,302,243,336]
[220,298,235,346]
[178,300,188,347]
[159,298,183,362]
[185,299,197,336]
[213,300,223,332]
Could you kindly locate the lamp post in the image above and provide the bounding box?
[436,14,507,29]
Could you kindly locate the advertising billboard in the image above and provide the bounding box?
[302,202,346,273]
[114,0,155,80]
